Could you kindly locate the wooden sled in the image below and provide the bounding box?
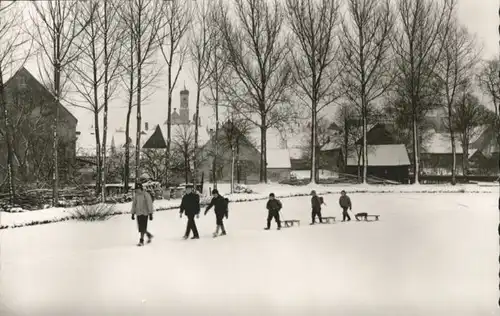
[281,219,300,227]
[320,216,336,224]
[355,213,380,221]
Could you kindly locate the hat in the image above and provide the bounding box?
[212,189,219,194]
[269,193,275,197]
[310,190,316,195]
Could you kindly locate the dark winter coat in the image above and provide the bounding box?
[266,199,282,212]
[205,195,228,216]
[311,196,322,212]
[180,192,200,217]
[339,195,352,209]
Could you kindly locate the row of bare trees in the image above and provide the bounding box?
[1,0,498,206]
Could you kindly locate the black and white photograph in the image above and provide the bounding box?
[0,0,498,315]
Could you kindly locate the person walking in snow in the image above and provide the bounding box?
[339,190,352,222]
[131,183,154,246]
[310,190,323,224]
[265,193,282,230]
[180,184,201,239]
[204,189,229,237]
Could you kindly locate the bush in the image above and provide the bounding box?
[70,203,116,222]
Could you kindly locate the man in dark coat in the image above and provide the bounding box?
[310,190,323,224]
[204,189,229,237]
[265,193,282,230]
[179,184,200,239]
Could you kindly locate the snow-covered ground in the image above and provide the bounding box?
[0,182,497,228]
[0,192,497,315]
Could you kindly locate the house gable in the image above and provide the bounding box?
[4,67,78,127]
[143,125,167,149]
[355,123,397,145]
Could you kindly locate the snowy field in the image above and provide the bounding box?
[1,182,497,228]
[0,192,497,316]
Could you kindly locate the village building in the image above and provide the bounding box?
[0,67,78,184]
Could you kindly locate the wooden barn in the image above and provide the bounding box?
[346,123,411,183]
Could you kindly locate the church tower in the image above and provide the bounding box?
[179,84,189,124]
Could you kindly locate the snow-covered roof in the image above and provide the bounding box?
[422,133,465,154]
[266,149,291,169]
[288,147,303,160]
[346,144,410,166]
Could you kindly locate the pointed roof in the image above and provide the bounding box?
[142,125,167,149]
[5,67,78,124]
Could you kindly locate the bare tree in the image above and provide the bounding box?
[477,58,500,120]
[29,0,94,205]
[216,112,253,193]
[158,0,192,186]
[69,0,124,198]
[216,0,293,183]
[435,18,479,183]
[391,0,455,184]
[140,148,167,181]
[206,3,230,189]
[285,0,342,184]
[340,0,394,184]
[453,92,485,174]
[299,117,337,174]
[119,0,166,186]
[189,0,215,187]
[172,124,195,184]
[0,1,32,203]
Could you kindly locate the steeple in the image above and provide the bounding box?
[179,85,189,123]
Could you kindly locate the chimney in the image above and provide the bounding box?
[145,122,149,131]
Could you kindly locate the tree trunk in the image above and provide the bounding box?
[193,82,201,187]
[260,119,267,183]
[310,107,316,184]
[52,61,61,206]
[213,78,219,189]
[344,117,349,171]
[101,0,110,203]
[124,29,134,194]
[184,155,189,184]
[135,37,142,184]
[125,101,132,192]
[412,113,420,184]
[362,105,368,184]
[450,130,456,185]
[236,138,241,183]
[0,69,15,205]
[165,69,172,188]
[93,111,102,197]
[230,147,235,194]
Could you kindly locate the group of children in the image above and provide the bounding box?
[265,189,353,230]
[130,182,353,245]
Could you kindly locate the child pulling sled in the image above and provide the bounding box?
[204,189,229,237]
[265,193,283,230]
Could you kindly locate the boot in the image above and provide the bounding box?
[137,239,144,247]
[146,233,154,244]
[191,236,200,239]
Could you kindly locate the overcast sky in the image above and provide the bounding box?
[19,0,499,136]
